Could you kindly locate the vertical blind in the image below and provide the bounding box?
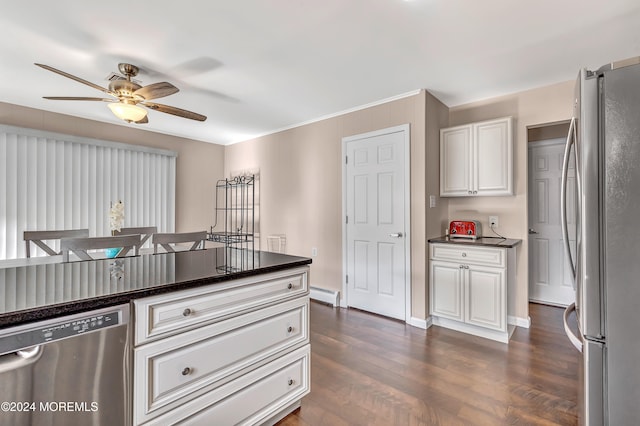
[0,125,176,260]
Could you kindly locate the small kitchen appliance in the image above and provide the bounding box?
[448,220,482,239]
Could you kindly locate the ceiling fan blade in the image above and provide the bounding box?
[133,82,179,100]
[35,63,115,96]
[135,115,149,124]
[141,102,207,121]
[43,96,113,101]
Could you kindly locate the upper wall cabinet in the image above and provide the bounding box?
[440,117,513,197]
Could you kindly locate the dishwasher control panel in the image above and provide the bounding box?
[40,311,120,342]
[0,306,127,356]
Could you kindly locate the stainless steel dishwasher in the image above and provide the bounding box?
[0,304,131,426]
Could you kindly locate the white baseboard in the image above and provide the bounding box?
[407,316,432,329]
[432,316,514,343]
[508,315,531,329]
[310,286,340,307]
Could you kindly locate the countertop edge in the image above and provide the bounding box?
[428,236,523,248]
[0,258,312,328]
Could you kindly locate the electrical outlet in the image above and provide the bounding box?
[311,247,318,257]
[489,216,499,228]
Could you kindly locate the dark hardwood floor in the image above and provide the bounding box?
[277,301,580,426]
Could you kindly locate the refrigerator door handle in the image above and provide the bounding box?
[561,117,577,281]
[563,302,583,352]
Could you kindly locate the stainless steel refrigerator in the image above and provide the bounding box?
[562,59,640,426]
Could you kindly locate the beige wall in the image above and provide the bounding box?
[225,91,448,320]
[0,102,225,232]
[0,78,576,324]
[447,80,574,320]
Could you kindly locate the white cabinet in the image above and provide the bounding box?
[132,266,310,425]
[430,261,464,321]
[440,116,513,197]
[429,243,515,343]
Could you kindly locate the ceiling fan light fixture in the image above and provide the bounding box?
[108,102,147,123]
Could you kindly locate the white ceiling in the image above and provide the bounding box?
[1,1,638,145]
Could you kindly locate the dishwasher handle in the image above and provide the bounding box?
[0,345,42,374]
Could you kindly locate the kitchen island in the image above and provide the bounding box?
[0,248,311,425]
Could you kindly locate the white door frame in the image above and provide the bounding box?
[341,124,412,322]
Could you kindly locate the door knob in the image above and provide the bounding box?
[528,229,538,235]
[389,233,403,238]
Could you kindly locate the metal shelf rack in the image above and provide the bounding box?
[208,175,256,272]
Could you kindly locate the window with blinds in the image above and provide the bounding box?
[0,125,176,260]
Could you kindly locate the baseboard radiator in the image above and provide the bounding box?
[310,286,340,307]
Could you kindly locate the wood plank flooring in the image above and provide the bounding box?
[277,301,580,426]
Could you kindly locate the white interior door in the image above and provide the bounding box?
[528,139,576,306]
[343,125,409,320]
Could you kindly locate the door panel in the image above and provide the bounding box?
[377,173,394,224]
[430,261,463,321]
[475,120,510,192]
[353,240,369,291]
[377,242,394,295]
[528,140,575,306]
[346,127,407,320]
[440,127,471,195]
[466,266,505,331]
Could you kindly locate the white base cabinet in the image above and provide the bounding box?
[132,266,310,425]
[429,243,515,343]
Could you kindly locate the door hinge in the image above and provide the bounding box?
[345,155,348,164]
[346,215,348,224]
[346,275,349,284]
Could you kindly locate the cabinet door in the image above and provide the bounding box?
[465,265,506,331]
[473,117,513,196]
[430,261,464,321]
[440,125,472,196]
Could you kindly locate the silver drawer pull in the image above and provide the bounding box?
[287,326,294,333]
[183,308,193,317]
[182,367,192,376]
[288,379,294,386]
[461,253,467,257]
[287,283,293,290]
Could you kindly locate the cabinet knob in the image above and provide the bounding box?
[183,308,193,317]
[181,367,192,376]
[287,326,294,333]
[287,283,293,290]
[468,190,472,195]
[473,190,478,194]
[462,253,467,257]
[288,379,294,386]
[465,265,469,269]
[459,265,464,269]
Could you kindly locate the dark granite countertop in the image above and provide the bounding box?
[0,249,311,328]
[428,236,522,248]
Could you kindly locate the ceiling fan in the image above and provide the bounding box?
[35,62,207,124]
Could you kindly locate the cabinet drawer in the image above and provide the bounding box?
[430,244,505,267]
[134,297,309,424]
[134,267,308,344]
[145,345,311,426]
